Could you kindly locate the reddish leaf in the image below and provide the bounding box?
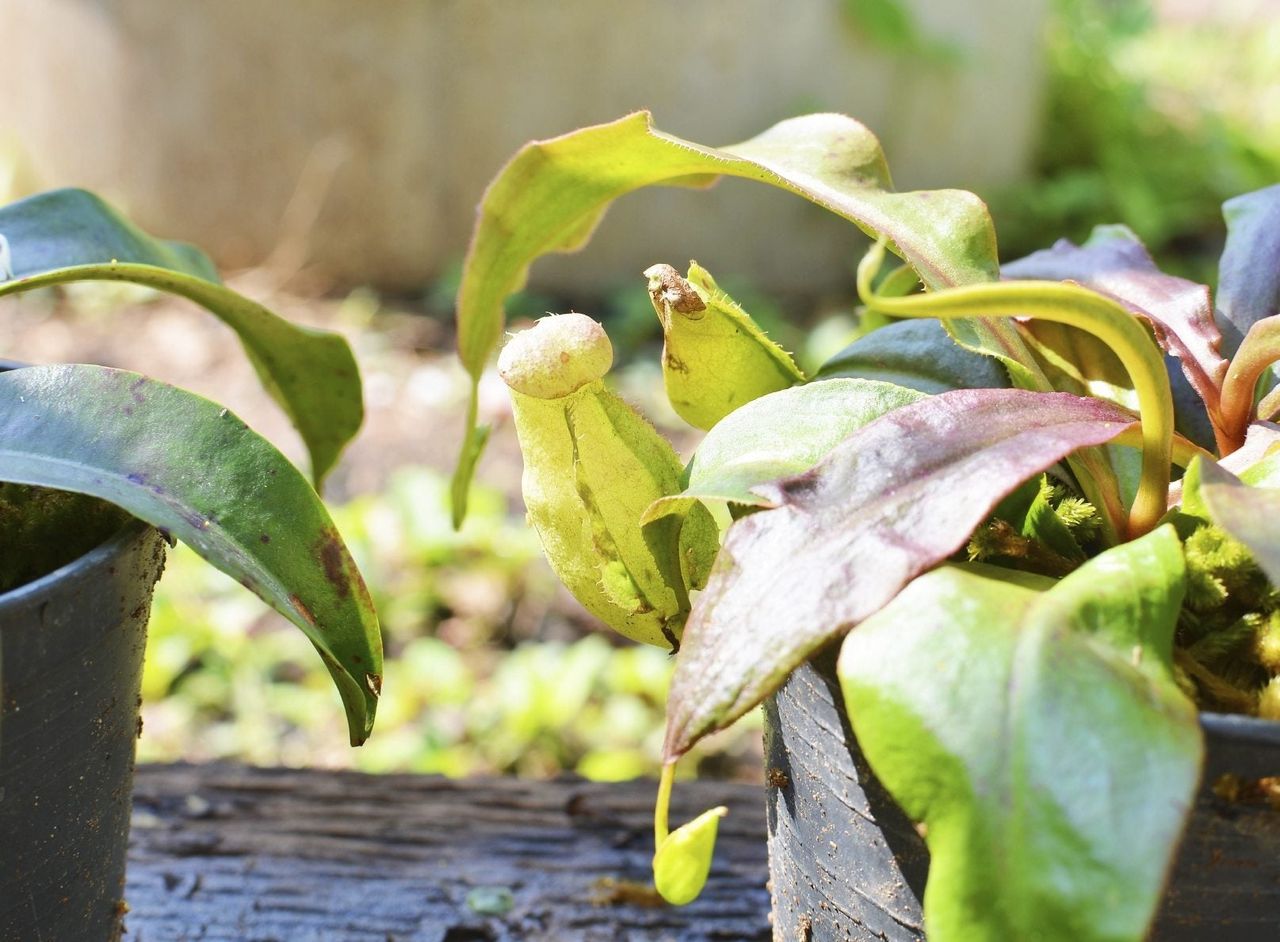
[663,388,1137,759]
[1003,227,1228,440]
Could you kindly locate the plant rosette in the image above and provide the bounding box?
[452,112,1280,940]
[0,190,381,939]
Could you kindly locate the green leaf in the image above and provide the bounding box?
[1195,459,1280,586]
[652,805,728,906]
[0,189,362,486]
[663,388,1138,759]
[0,365,382,745]
[453,111,1017,520]
[643,379,922,528]
[815,318,1010,393]
[839,527,1201,942]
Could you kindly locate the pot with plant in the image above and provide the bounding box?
[0,189,382,941]
[451,112,1280,940]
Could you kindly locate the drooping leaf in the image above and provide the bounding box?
[452,111,1036,520]
[0,365,382,745]
[459,112,998,380]
[814,318,1009,393]
[1216,184,1280,357]
[663,388,1138,758]
[0,189,362,486]
[1195,459,1280,586]
[645,261,804,430]
[1003,225,1228,445]
[839,527,1200,942]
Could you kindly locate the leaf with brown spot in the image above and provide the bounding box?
[0,365,382,745]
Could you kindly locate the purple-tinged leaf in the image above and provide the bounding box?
[1003,225,1228,442]
[1217,184,1280,356]
[663,388,1138,759]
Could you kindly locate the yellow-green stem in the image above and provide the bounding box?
[858,245,1174,540]
[654,762,676,848]
[1111,426,1213,470]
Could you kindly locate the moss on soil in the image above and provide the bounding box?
[0,483,130,593]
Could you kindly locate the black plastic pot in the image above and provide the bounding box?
[0,519,166,942]
[764,651,1280,942]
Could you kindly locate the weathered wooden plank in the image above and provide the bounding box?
[125,764,771,942]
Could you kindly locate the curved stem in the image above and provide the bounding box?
[1110,426,1214,470]
[858,244,1174,539]
[1218,316,1280,452]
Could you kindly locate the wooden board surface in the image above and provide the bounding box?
[125,763,772,942]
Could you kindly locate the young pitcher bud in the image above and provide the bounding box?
[497,312,613,398]
[500,313,718,648]
[645,262,805,430]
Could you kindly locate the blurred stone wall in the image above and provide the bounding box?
[3,0,1048,294]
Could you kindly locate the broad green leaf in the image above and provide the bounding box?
[646,261,804,430]
[839,527,1200,942]
[0,189,362,486]
[1003,225,1227,441]
[459,112,998,379]
[1196,459,1280,586]
[1216,184,1280,357]
[452,111,1027,520]
[652,805,728,907]
[0,365,381,745]
[663,388,1138,758]
[642,379,922,532]
[814,318,1009,393]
